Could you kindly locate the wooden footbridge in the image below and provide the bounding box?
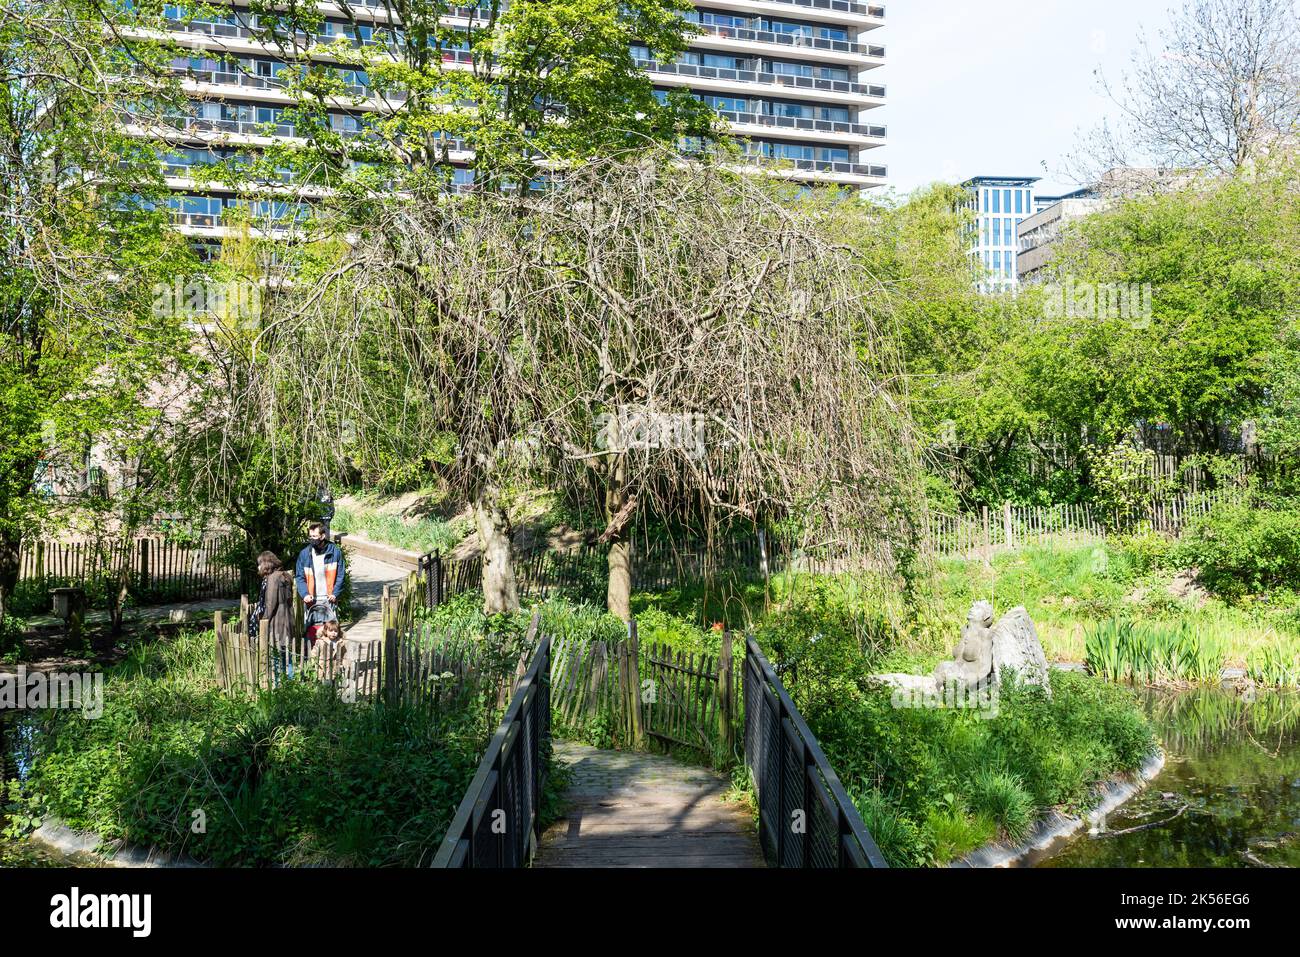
[430,616,887,869]
[214,547,887,869]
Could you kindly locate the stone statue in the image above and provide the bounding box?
[872,601,1051,698]
[932,600,994,690]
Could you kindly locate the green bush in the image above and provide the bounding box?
[1113,531,1178,576]
[783,664,1155,866]
[968,768,1035,843]
[1176,501,1300,599]
[14,629,487,866]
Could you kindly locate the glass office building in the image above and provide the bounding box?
[960,176,1040,293]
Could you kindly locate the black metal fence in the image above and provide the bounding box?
[431,614,551,868]
[743,636,888,868]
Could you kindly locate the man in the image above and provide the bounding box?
[295,522,346,635]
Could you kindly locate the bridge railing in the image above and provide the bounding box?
[743,636,888,868]
[432,611,550,868]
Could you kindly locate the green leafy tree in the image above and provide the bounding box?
[0,0,192,633]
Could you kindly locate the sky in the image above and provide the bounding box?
[877,0,1180,198]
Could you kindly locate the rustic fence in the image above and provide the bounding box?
[549,622,737,756]
[214,584,497,712]
[213,595,381,699]
[743,635,887,868]
[925,489,1243,558]
[432,613,549,868]
[19,534,242,605]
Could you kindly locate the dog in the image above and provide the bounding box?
[310,620,349,680]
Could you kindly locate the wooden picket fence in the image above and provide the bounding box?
[550,622,736,755]
[925,489,1243,558]
[212,594,382,699]
[20,534,242,603]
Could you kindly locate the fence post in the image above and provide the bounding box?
[214,611,227,691]
[384,626,398,706]
[1003,501,1014,551]
[258,618,270,691]
[138,538,150,594]
[627,620,643,747]
[981,506,991,561]
[718,630,734,753]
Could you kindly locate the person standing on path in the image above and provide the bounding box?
[295,522,346,642]
[251,551,295,684]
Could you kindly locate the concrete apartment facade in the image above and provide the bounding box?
[148,0,889,244]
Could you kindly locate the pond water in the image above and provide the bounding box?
[1040,687,1300,868]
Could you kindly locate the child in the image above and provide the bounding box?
[310,619,347,680]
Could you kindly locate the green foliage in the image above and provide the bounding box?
[967,768,1035,844]
[1176,500,1300,599]
[1085,618,1226,685]
[782,659,1155,865]
[332,503,470,555]
[14,629,486,865]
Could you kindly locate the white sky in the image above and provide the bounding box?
[876,0,1178,198]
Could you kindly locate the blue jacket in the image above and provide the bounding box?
[295,541,346,601]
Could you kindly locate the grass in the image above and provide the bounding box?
[803,669,1157,866]
[934,541,1300,668]
[1085,618,1227,686]
[6,628,501,866]
[332,498,470,555]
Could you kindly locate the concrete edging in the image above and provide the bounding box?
[335,533,421,572]
[29,818,204,868]
[950,748,1167,868]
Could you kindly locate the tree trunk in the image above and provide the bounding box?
[606,537,631,621]
[0,528,20,608]
[605,452,632,621]
[473,486,518,614]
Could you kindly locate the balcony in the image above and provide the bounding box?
[636,58,885,100]
[739,154,887,180]
[695,0,885,22]
[693,23,884,59]
[717,109,885,139]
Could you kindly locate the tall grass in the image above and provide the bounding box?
[332,504,469,554]
[1085,618,1226,685]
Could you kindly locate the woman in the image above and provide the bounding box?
[250,551,295,683]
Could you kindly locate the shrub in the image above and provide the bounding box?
[1176,501,1300,599]
[15,629,488,866]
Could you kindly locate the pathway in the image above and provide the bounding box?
[533,740,765,868]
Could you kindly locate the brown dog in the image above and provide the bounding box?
[310,620,348,680]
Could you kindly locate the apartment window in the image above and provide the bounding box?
[994,250,1002,273]
[1014,190,1023,214]
[1003,188,1011,211]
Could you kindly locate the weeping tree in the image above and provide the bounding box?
[273,149,926,617]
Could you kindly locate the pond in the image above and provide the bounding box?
[1039,686,1300,868]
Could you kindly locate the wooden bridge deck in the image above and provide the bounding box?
[533,740,765,869]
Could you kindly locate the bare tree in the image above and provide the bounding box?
[1070,0,1300,181]
[271,150,926,617]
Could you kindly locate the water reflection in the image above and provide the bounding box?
[1041,687,1300,868]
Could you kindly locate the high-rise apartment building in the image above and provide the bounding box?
[146,1,888,244]
[959,175,1038,293]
